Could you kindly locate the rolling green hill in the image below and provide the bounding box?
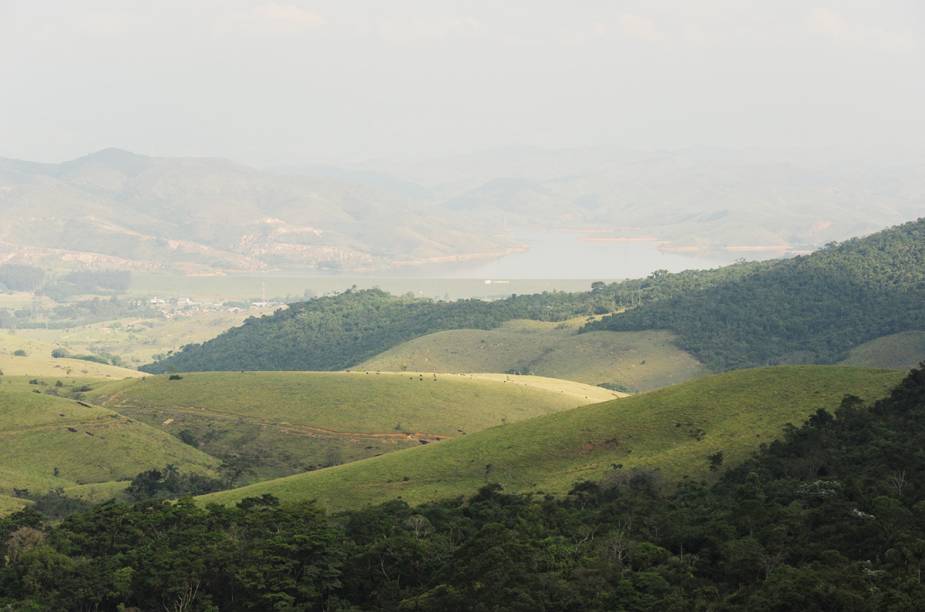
[361,318,706,391]
[839,330,925,370]
[88,371,618,482]
[0,381,218,503]
[199,365,902,511]
[588,218,925,370]
[0,332,147,379]
[17,310,262,370]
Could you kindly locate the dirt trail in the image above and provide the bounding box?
[0,415,124,436]
[111,404,449,443]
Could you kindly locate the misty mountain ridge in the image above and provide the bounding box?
[1,147,923,275]
[0,148,508,274]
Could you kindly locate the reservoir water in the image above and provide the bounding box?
[460,230,729,279]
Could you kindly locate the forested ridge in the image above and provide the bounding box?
[3,366,925,610]
[142,288,606,372]
[587,218,925,370]
[142,262,761,373]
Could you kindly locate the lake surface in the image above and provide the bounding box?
[460,230,728,279]
[131,230,735,301]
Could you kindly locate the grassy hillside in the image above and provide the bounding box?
[361,318,705,391]
[0,494,28,515]
[200,366,902,511]
[588,218,925,370]
[0,381,218,501]
[0,332,146,379]
[839,330,925,371]
[17,310,263,369]
[16,368,925,610]
[62,480,132,503]
[88,371,617,481]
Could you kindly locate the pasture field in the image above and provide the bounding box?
[17,311,262,369]
[0,382,219,502]
[87,371,618,481]
[0,292,57,310]
[360,319,706,391]
[0,494,28,515]
[63,480,131,503]
[200,366,903,511]
[840,331,925,371]
[459,372,627,400]
[0,331,146,379]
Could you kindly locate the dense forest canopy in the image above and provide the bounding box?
[3,366,925,610]
[144,218,925,375]
[586,218,925,370]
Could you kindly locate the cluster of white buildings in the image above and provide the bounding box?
[145,296,283,319]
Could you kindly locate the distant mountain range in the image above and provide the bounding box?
[1,147,923,274]
[0,148,510,275]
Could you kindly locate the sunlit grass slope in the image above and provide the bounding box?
[359,319,706,392]
[0,494,28,515]
[0,332,146,379]
[840,331,925,371]
[88,371,617,480]
[17,310,270,370]
[200,366,902,512]
[0,382,219,500]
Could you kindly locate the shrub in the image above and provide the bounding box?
[73,354,109,365]
[178,429,199,447]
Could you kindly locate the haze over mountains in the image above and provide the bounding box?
[2,147,923,277]
[0,148,511,275]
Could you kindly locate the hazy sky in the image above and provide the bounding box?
[1,0,924,166]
